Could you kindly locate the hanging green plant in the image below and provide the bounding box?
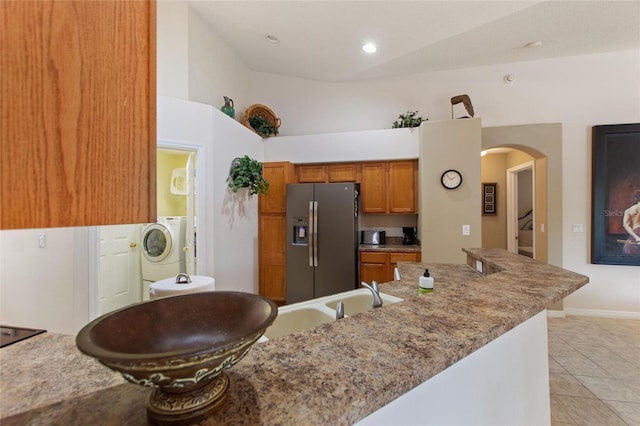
[227,155,269,196]
[248,114,279,137]
[391,111,427,128]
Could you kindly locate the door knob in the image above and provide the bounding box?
[130,242,137,248]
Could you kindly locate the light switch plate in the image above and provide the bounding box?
[462,225,470,236]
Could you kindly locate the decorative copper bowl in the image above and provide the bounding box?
[76,292,277,425]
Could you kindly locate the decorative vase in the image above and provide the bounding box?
[221,96,235,118]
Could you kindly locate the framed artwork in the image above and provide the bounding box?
[591,123,640,266]
[483,183,497,215]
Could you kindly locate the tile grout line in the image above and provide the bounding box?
[548,316,639,426]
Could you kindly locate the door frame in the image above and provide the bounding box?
[506,161,535,256]
[89,142,206,320]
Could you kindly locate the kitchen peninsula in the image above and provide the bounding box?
[0,249,588,425]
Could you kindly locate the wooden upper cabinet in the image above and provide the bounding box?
[327,163,357,182]
[297,165,327,183]
[260,162,294,214]
[361,163,387,213]
[388,161,417,213]
[0,0,157,229]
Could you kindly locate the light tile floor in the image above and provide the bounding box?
[548,315,640,425]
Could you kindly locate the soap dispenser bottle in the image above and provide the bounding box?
[419,269,434,294]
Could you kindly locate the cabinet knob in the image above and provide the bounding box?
[130,242,137,248]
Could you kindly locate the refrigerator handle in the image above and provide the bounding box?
[313,201,319,267]
[308,201,314,267]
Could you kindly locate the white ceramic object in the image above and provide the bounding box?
[149,275,215,299]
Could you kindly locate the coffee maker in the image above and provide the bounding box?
[402,227,417,245]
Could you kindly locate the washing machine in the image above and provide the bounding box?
[141,216,187,300]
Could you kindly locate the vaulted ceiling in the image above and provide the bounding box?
[188,1,640,82]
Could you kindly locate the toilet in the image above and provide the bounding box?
[149,274,215,300]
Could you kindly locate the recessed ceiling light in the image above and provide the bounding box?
[362,43,377,53]
[264,34,280,44]
[524,41,543,48]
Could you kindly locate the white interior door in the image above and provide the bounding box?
[506,161,535,256]
[98,224,141,315]
[185,151,197,275]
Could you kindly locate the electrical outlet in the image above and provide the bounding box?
[475,260,484,274]
[38,233,46,248]
[462,225,470,236]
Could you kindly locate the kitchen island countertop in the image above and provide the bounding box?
[0,248,588,425]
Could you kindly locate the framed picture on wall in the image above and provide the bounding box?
[591,123,640,266]
[483,183,497,215]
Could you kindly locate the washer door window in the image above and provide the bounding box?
[142,224,172,262]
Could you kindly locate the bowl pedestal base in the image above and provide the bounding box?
[146,373,229,425]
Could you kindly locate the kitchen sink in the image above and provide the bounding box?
[261,288,404,341]
[263,306,335,340]
[325,288,403,316]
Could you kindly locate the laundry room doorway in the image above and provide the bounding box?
[156,147,198,276]
[89,145,202,318]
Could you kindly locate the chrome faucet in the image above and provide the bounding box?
[336,301,345,319]
[361,281,383,308]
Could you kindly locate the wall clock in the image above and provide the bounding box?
[441,169,462,189]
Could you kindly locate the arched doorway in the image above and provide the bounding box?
[481,148,545,261]
[482,123,562,268]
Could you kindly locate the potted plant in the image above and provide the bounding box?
[391,111,427,128]
[248,114,279,137]
[227,155,269,196]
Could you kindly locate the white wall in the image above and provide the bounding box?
[157,1,189,99]
[211,109,264,293]
[264,128,419,163]
[249,50,640,317]
[0,227,88,334]
[157,97,264,294]
[157,1,252,118]
[186,6,252,121]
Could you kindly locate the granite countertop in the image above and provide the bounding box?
[1,248,588,425]
[359,243,421,252]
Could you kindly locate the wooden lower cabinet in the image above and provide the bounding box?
[359,252,388,284]
[360,250,421,284]
[259,214,287,305]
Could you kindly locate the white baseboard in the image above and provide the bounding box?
[547,310,566,318]
[562,308,640,320]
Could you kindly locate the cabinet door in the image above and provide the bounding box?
[388,252,421,281]
[327,163,357,182]
[1,0,156,229]
[388,161,417,213]
[360,251,388,284]
[259,215,287,304]
[298,165,326,183]
[361,163,387,213]
[260,162,294,214]
[360,263,388,286]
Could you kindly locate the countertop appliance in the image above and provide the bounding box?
[1,325,46,348]
[361,230,386,245]
[286,183,360,304]
[402,227,417,245]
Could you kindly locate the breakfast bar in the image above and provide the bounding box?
[0,248,589,425]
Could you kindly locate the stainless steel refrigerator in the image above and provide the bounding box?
[286,183,360,304]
